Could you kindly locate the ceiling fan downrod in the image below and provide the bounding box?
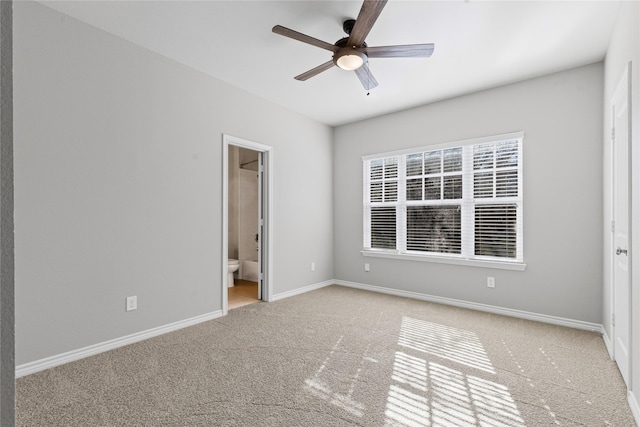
[343,19,356,35]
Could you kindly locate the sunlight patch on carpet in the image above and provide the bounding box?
[304,335,365,418]
[467,375,525,426]
[385,317,526,427]
[391,352,428,392]
[386,384,431,426]
[385,355,526,427]
[398,316,495,374]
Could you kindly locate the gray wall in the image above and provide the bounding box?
[14,1,334,365]
[0,0,14,424]
[334,63,604,323]
[602,0,640,413]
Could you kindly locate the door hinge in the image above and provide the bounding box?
[611,127,616,141]
[612,313,616,327]
[259,273,263,281]
[611,221,615,233]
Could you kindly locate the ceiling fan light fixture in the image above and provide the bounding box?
[334,48,366,71]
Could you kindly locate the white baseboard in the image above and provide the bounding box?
[271,280,334,301]
[629,390,640,427]
[15,279,608,379]
[334,280,604,333]
[16,310,223,378]
[17,279,333,378]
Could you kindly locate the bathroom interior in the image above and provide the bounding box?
[227,145,260,309]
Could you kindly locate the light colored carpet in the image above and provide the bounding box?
[17,285,637,426]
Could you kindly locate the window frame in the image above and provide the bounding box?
[362,132,526,271]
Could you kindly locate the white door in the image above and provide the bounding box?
[612,63,631,388]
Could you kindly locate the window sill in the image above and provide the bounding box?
[361,250,527,271]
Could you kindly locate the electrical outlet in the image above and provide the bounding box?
[364,263,370,272]
[311,262,316,272]
[487,277,495,288]
[126,296,137,311]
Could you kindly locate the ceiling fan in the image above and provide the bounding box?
[272,0,434,91]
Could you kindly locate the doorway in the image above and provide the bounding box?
[222,135,272,315]
[611,63,632,388]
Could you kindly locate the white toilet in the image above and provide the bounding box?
[227,259,240,287]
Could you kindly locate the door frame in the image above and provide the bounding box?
[222,134,273,315]
[609,62,632,387]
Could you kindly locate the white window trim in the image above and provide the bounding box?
[362,132,524,161]
[362,131,526,271]
[360,249,527,271]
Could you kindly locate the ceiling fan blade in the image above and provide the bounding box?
[363,43,435,58]
[348,0,388,47]
[354,63,379,90]
[272,25,338,52]
[294,60,336,81]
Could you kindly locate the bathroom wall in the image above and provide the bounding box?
[239,148,259,172]
[228,146,239,260]
[228,146,259,280]
[238,167,259,275]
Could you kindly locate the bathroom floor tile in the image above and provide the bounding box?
[229,280,259,310]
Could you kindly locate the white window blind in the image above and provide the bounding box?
[363,132,524,264]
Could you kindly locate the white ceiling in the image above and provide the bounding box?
[38,1,621,127]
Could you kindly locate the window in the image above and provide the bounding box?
[363,132,524,268]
